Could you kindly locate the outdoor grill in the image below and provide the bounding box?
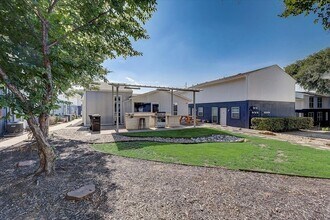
[156,112,166,128]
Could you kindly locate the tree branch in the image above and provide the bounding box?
[48,8,112,48]
[0,66,28,104]
[48,0,59,13]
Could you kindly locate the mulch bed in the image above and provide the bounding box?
[0,135,329,219]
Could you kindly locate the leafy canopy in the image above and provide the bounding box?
[281,0,330,30]
[0,0,156,116]
[285,48,330,94]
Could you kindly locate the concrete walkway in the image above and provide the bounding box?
[203,124,330,151]
[0,119,82,150]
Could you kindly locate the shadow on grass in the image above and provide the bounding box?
[121,127,238,138]
[0,137,119,219]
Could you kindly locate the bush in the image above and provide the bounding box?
[251,117,313,132]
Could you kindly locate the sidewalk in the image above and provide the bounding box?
[0,119,82,150]
[203,123,330,151]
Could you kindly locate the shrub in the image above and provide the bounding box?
[251,117,313,132]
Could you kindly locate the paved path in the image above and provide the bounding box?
[0,119,82,149]
[203,124,330,150]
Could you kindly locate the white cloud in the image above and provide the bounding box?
[125,77,138,84]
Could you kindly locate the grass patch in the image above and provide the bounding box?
[122,127,232,138]
[94,129,330,178]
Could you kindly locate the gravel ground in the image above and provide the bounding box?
[0,135,329,219]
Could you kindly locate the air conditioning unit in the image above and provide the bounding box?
[6,122,24,135]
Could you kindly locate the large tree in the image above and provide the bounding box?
[281,0,330,30]
[285,48,330,94]
[0,0,156,175]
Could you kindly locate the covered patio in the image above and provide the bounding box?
[107,82,201,133]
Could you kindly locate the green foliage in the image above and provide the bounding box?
[0,0,156,117]
[251,117,314,132]
[285,48,330,94]
[251,118,285,132]
[281,0,330,30]
[285,117,314,130]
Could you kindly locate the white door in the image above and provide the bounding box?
[220,108,227,126]
[211,107,218,123]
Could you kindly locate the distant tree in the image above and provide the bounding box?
[281,0,330,30]
[285,48,330,94]
[0,0,156,175]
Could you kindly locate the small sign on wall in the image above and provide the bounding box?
[249,106,260,117]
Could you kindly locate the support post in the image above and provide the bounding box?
[116,86,119,133]
[170,89,174,115]
[112,85,114,125]
[193,91,196,127]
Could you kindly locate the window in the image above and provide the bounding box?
[231,107,240,119]
[188,107,192,116]
[317,112,323,122]
[326,112,329,121]
[211,107,218,123]
[152,104,159,113]
[309,97,314,108]
[296,112,304,117]
[308,112,314,118]
[134,102,151,112]
[197,107,203,116]
[173,104,178,115]
[317,97,322,108]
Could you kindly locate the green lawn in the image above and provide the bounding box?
[93,128,330,178]
[121,127,232,138]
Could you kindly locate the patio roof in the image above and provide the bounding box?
[108,82,201,132]
[107,82,202,92]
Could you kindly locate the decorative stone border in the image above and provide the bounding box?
[113,134,244,144]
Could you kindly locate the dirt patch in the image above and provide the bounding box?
[258,144,268,148]
[0,135,329,219]
[274,150,287,163]
[259,131,276,136]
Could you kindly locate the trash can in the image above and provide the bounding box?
[89,114,101,132]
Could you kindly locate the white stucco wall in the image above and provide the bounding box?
[296,94,330,110]
[322,97,330,108]
[182,77,248,104]
[295,99,305,110]
[82,90,132,126]
[247,65,296,102]
[131,91,189,115]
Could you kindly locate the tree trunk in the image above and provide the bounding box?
[39,113,49,137]
[27,116,56,175]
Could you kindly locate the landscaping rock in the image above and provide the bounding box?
[66,184,96,201]
[16,160,36,167]
[113,134,244,144]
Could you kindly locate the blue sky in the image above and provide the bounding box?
[103,0,329,92]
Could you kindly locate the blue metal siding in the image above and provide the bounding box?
[189,101,249,128]
[189,100,296,128]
